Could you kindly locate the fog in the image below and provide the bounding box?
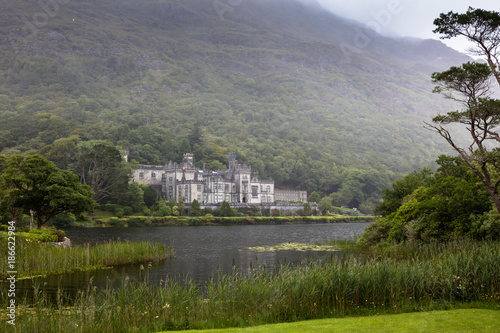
[314,0,498,54]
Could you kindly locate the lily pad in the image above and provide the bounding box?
[244,242,339,252]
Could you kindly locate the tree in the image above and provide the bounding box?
[307,191,321,203]
[190,199,201,216]
[318,197,332,215]
[72,140,131,203]
[220,201,231,217]
[375,168,433,216]
[0,154,95,229]
[430,8,500,215]
[360,156,492,244]
[303,202,312,216]
[433,7,500,86]
[143,185,158,208]
[426,62,500,214]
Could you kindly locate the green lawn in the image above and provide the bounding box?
[163,309,500,333]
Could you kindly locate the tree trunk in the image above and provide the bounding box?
[30,210,34,231]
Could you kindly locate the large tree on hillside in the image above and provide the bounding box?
[434,7,500,86]
[0,154,95,228]
[72,140,131,203]
[428,7,500,215]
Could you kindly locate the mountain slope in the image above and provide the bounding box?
[0,0,471,211]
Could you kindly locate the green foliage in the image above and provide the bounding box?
[171,205,179,217]
[218,201,232,217]
[0,237,170,279]
[16,229,58,243]
[50,214,75,229]
[155,203,172,217]
[142,185,158,208]
[0,154,96,228]
[114,206,125,218]
[471,210,500,240]
[72,140,131,203]
[303,202,312,216]
[0,0,468,213]
[362,156,493,245]
[190,199,201,216]
[318,197,333,215]
[307,191,321,203]
[3,239,499,332]
[375,168,433,216]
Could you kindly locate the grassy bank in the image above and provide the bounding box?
[84,215,375,227]
[164,309,500,333]
[0,239,499,332]
[0,238,173,280]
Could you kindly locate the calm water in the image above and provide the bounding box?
[14,223,370,298]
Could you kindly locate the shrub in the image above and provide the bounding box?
[127,217,145,227]
[51,214,75,228]
[109,217,120,226]
[123,206,133,216]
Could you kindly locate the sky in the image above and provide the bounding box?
[315,0,499,54]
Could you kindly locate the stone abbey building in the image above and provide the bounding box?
[133,153,275,204]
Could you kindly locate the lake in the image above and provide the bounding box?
[15,223,370,298]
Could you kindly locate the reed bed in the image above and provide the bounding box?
[0,239,173,279]
[1,239,499,332]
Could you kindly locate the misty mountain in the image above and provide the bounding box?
[0,0,471,210]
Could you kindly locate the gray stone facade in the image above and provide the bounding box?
[133,153,275,204]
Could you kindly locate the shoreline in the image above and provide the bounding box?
[81,215,376,228]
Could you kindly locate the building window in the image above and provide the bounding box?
[151,172,156,179]
[267,185,270,192]
[252,185,258,197]
[197,184,202,191]
[261,196,267,202]
[139,172,144,179]
[169,177,173,182]
[225,184,229,191]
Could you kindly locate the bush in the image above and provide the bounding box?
[187,218,201,226]
[109,217,120,226]
[471,210,500,240]
[123,206,133,216]
[17,228,65,242]
[51,214,75,228]
[127,217,145,227]
[115,207,124,218]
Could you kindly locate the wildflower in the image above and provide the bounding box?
[163,303,170,309]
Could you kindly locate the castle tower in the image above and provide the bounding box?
[228,152,237,170]
[182,153,194,169]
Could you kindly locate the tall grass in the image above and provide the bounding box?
[1,240,499,332]
[0,238,173,279]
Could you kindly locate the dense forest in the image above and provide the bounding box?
[0,0,471,213]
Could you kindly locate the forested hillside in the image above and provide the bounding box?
[0,0,470,212]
